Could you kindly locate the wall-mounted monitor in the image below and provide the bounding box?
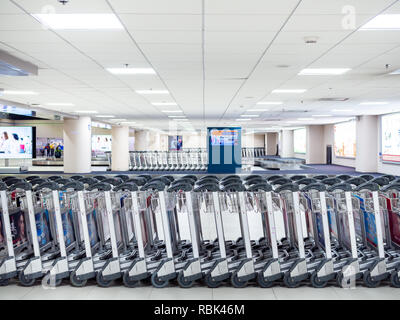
[168,136,183,151]
[381,113,400,163]
[293,128,306,154]
[210,129,239,146]
[92,135,112,153]
[334,120,356,158]
[0,126,33,159]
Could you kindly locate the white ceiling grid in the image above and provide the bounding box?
[0,0,398,130]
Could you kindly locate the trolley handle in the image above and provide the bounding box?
[270,177,291,186]
[137,174,152,182]
[86,182,112,192]
[381,183,400,193]
[220,175,240,182]
[337,174,352,181]
[321,177,342,186]
[193,183,220,192]
[244,176,265,186]
[114,182,139,192]
[347,177,367,186]
[148,177,171,186]
[161,175,175,183]
[246,182,272,192]
[267,175,282,182]
[300,182,327,192]
[381,174,396,182]
[296,178,317,186]
[9,181,32,191]
[70,175,83,181]
[114,175,129,182]
[327,183,352,192]
[34,181,59,191]
[196,177,219,186]
[60,181,85,191]
[220,182,246,192]
[126,177,147,186]
[141,181,165,191]
[220,177,242,187]
[55,178,74,185]
[244,174,262,182]
[0,181,7,191]
[370,177,390,186]
[29,178,49,186]
[275,183,299,193]
[313,175,328,181]
[172,178,195,186]
[356,182,380,192]
[79,177,98,186]
[167,182,192,192]
[290,175,306,181]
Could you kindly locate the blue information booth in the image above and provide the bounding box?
[207,127,242,173]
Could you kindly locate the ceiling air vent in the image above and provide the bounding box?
[318,98,349,102]
[0,50,38,76]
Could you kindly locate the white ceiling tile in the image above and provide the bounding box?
[109,0,201,14]
[120,14,201,31]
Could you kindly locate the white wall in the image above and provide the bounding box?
[306,125,325,164]
[281,130,294,158]
[242,133,264,148]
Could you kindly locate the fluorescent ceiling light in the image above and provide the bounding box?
[152,102,177,106]
[32,14,123,30]
[360,14,400,30]
[168,115,186,118]
[75,110,98,114]
[256,101,283,105]
[107,68,155,75]
[236,118,251,121]
[47,102,74,106]
[241,114,259,117]
[332,109,353,112]
[312,114,332,117]
[390,69,400,75]
[96,115,115,118]
[111,118,127,121]
[297,118,313,121]
[272,89,306,93]
[161,110,182,113]
[173,119,188,121]
[247,109,269,112]
[298,68,351,75]
[3,90,37,95]
[359,102,388,105]
[135,90,169,94]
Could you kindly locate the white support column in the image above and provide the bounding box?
[112,125,129,171]
[134,130,149,151]
[63,116,91,173]
[306,125,325,164]
[281,130,294,158]
[356,115,378,172]
[265,132,278,155]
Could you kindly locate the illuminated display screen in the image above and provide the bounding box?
[382,113,400,163]
[293,128,306,154]
[334,120,356,158]
[210,129,239,146]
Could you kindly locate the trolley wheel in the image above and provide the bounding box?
[0,279,9,286]
[122,272,139,288]
[256,272,274,288]
[96,272,113,288]
[18,272,36,287]
[230,272,248,288]
[177,271,195,288]
[283,272,301,288]
[69,271,87,287]
[45,272,62,287]
[204,273,223,288]
[151,272,169,288]
[390,271,400,288]
[363,271,381,288]
[310,271,329,288]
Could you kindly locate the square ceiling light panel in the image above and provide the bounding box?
[31,14,124,30]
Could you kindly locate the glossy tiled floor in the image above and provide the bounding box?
[1,281,400,300]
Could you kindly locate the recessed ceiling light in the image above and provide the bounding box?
[312,114,332,117]
[135,90,169,94]
[107,68,155,75]
[32,14,124,30]
[257,101,283,105]
[152,102,177,106]
[3,90,38,95]
[161,110,182,113]
[236,118,251,121]
[173,118,188,121]
[247,109,269,112]
[390,69,400,75]
[96,115,115,118]
[272,89,306,93]
[298,68,351,75]
[75,110,98,114]
[359,102,388,105]
[360,14,400,30]
[168,115,186,118]
[332,109,353,112]
[241,114,259,117]
[47,102,74,106]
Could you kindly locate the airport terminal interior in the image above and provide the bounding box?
[0,0,400,301]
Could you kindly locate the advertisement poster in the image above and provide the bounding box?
[210,129,239,146]
[334,121,356,158]
[168,136,183,151]
[0,126,33,159]
[381,113,400,163]
[9,211,28,247]
[92,135,112,153]
[293,128,306,154]
[36,137,63,158]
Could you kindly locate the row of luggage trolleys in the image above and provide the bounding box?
[0,173,399,289]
